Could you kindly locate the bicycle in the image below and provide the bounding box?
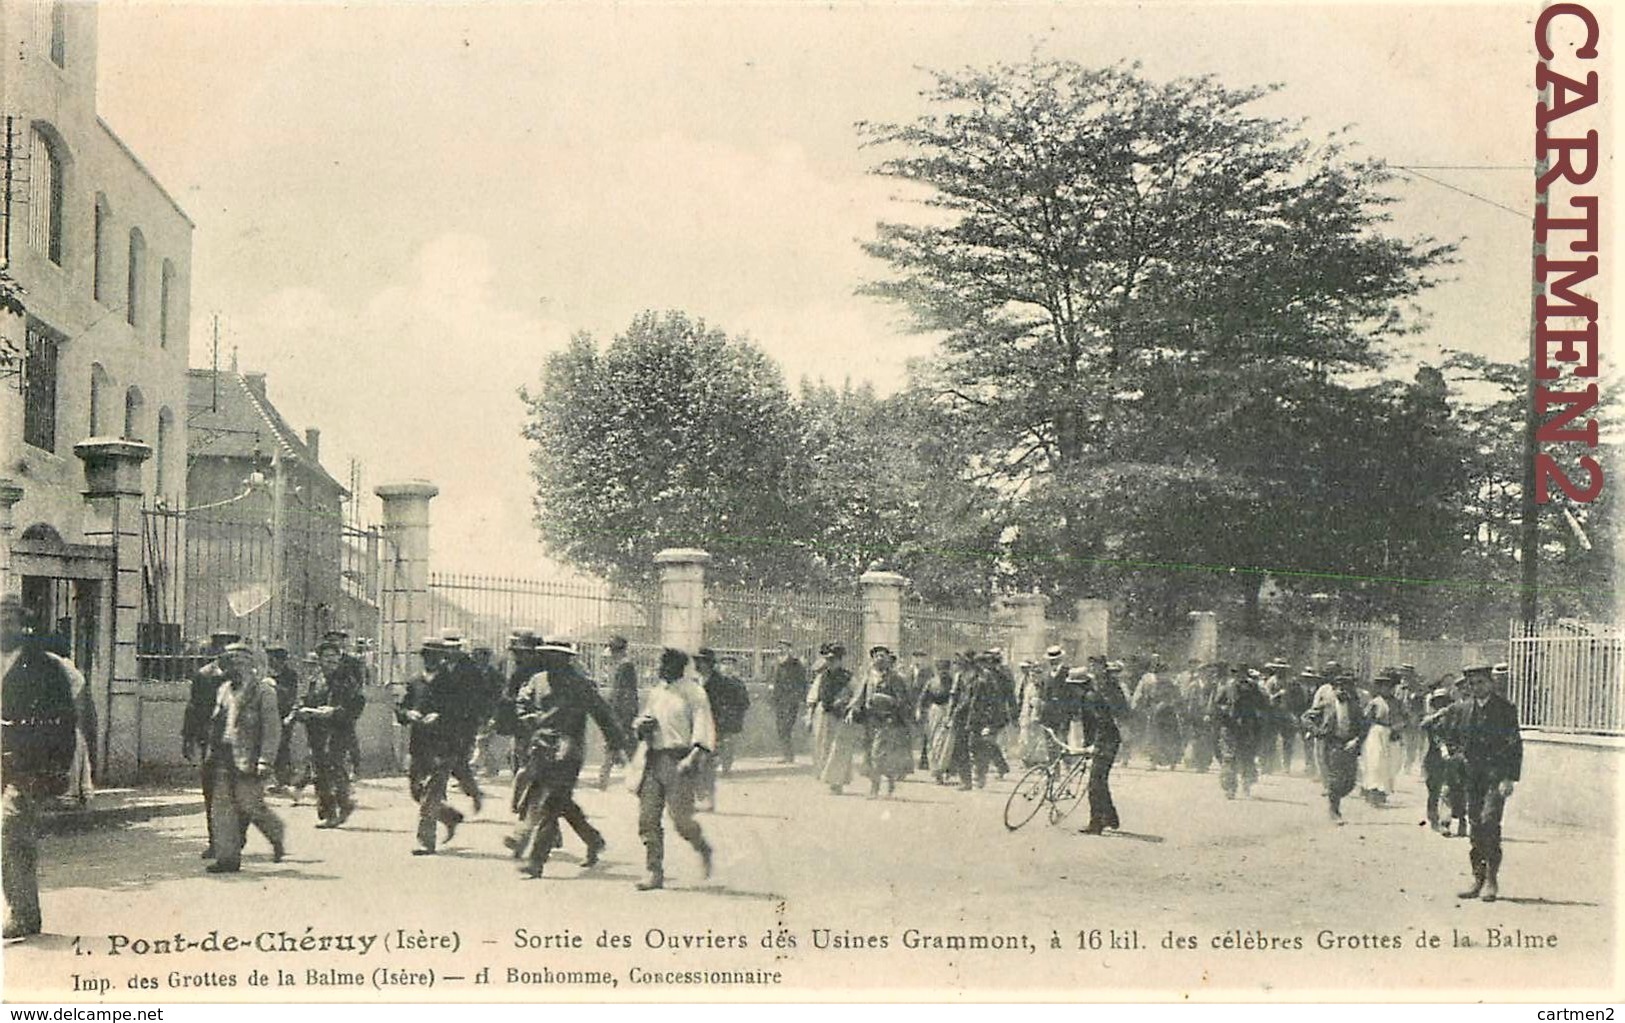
[1003,727,1093,831]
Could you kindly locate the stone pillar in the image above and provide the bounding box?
[0,479,23,598]
[1004,593,1048,668]
[1188,611,1219,664]
[375,481,438,690]
[656,548,709,654]
[859,570,908,661]
[76,439,152,784]
[1076,598,1110,660]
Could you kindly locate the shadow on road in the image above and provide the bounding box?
[1493,896,1600,908]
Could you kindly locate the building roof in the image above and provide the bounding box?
[97,118,195,229]
[186,369,347,496]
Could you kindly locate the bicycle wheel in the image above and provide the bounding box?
[1003,764,1050,831]
[1048,758,1091,825]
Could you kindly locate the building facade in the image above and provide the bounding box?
[0,1,194,781]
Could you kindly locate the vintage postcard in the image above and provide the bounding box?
[0,0,1617,1005]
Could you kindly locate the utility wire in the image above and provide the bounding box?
[1393,166,1532,221]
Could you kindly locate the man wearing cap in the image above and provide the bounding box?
[266,645,301,794]
[957,652,1015,789]
[289,645,356,829]
[1419,684,1467,837]
[1075,661,1126,834]
[396,637,478,854]
[509,641,628,879]
[1301,672,1367,822]
[184,630,239,860]
[769,640,809,764]
[3,595,96,941]
[597,635,641,789]
[319,630,367,780]
[314,636,367,792]
[204,643,287,873]
[1435,665,1521,901]
[630,648,716,890]
[693,649,746,810]
[1211,665,1269,800]
[847,646,915,798]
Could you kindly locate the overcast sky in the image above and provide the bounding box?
[95,2,1544,575]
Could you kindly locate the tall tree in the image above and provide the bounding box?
[861,59,1456,626]
[521,310,810,587]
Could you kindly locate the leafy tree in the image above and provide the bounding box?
[861,59,1457,628]
[521,310,810,587]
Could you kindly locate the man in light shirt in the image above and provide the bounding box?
[630,648,716,891]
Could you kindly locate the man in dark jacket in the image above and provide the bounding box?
[1074,661,1126,834]
[396,637,483,855]
[695,649,749,809]
[2,595,96,941]
[1441,665,1523,902]
[597,635,641,788]
[511,642,628,879]
[184,630,239,860]
[1212,666,1270,800]
[769,641,809,763]
[266,645,300,792]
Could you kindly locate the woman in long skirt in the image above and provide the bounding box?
[1359,675,1402,805]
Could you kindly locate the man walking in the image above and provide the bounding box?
[266,644,301,794]
[289,651,358,829]
[630,648,715,891]
[695,648,747,810]
[1212,666,1269,799]
[204,643,287,874]
[598,635,641,788]
[184,630,238,860]
[1441,665,1522,902]
[511,642,627,879]
[1301,671,1367,823]
[1074,662,1125,834]
[2,595,96,941]
[851,646,915,798]
[396,637,479,855]
[769,640,808,764]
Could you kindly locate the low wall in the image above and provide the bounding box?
[1513,730,1623,831]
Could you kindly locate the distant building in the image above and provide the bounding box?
[175,367,361,655]
[0,2,194,778]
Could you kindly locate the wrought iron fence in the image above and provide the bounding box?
[705,584,863,680]
[1509,621,1624,736]
[900,594,1014,662]
[425,572,661,679]
[140,506,389,681]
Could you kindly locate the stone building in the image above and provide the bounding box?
[177,367,354,656]
[0,1,194,780]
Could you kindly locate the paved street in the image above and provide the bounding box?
[6,756,1615,999]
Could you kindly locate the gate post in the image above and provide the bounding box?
[860,570,907,661]
[375,481,438,689]
[76,439,152,784]
[1004,593,1048,667]
[1076,598,1110,660]
[0,479,22,597]
[656,548,709,654]
[1188,610,1219,664]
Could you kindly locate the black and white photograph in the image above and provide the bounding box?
[0,0,1616,1003]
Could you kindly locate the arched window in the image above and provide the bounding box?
[92,194,111,304]
[49,1,66,66]
[88,362,112,435]
[155,406,174,495]
[126,227,145,327]
[159,259,176,346]
[27,126,64,265]
[123,385,145,442]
